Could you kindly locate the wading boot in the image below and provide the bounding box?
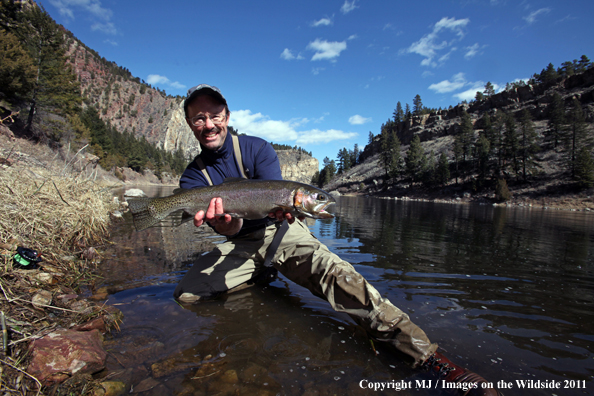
[422,352,502,396]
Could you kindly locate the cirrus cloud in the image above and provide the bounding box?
[404,16,470,67]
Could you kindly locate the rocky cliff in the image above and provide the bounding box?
[64,38,318,184]
[276,150,318,184]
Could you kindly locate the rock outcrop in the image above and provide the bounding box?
[276,150,318,184]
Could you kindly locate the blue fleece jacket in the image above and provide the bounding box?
[179,133,282,236]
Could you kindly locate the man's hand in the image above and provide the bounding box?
[194,197,243,236]
[268,210,305,224]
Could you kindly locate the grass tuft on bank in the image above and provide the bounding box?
[0,136,122,395]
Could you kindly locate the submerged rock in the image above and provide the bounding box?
[27,328,107,385]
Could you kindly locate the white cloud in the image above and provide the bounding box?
[281,48,303,60]
[146,74,186,91]
[453,84,486,101]
[49,0,116,34]
[311,67,326,75]
[296,129,357,145]
[340,0,358,14]
[405,17,470,67]
[523,8,551,25]
[428,72,467,93]
[49,0,112,20]
[230,110,356,145]
[347,34,358,40]
[281,48,295,60]
[348,115,372,125]
[312,17,332,27]
[464,43,480,59]
[307,39,347,61]
[91,22,116,35]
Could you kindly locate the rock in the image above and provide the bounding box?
[99,381,127,396]
[31,290,52,308]
[124,188,147,198]
[27,329,107,386]
[220,369,239,384]
[73,317,107,333]
[276,150,319,184]
[69,299,91,313]
[34,272,57,285]
[131,377,160,393]
[58,293,79,303]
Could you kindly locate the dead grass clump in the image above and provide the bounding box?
[0,137,122,395]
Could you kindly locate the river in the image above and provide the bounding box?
[95,187,594,396]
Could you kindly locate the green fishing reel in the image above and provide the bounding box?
[13,247,42,270]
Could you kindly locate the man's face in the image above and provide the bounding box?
[185,95,229,151]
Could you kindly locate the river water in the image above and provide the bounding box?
[96,187,594,396]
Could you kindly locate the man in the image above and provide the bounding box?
[173,84,501,396]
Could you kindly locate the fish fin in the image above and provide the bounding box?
[172,187,190,195]
[127,197,161,231]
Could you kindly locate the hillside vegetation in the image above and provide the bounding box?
[317,61,594,209]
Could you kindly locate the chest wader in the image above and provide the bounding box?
[194,134,289,268]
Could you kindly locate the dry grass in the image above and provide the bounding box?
[0,136,122,395]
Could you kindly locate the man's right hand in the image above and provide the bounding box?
[194,197,243,236]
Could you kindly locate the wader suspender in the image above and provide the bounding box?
[194,134,289,267]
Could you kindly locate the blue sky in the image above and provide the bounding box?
[38,0,594,164]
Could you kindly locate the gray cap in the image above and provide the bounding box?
[183,84,227,116]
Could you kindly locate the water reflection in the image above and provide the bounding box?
[98,192,594,395]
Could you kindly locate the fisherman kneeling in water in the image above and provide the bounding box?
[173,84,501,396]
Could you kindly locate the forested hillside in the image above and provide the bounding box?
[0,0,188,179]
[317,60,594,204]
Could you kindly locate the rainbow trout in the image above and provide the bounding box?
[127,179,335,231]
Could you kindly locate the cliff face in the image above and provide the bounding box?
[65,39,194,154]
[276,150,318,184]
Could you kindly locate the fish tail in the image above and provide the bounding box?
[127,197,164,231]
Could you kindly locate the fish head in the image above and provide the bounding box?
[294,187,336,219]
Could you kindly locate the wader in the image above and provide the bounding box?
[173,135,437,366]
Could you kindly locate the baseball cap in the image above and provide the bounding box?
[184,84,227,116]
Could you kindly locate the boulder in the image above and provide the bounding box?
[124,188,147,197]
[27,329,107,385]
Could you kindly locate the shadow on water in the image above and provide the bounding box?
[96,189,594,395]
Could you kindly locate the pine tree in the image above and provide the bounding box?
[518,109,539,180]
[504,113,520,176]
[435,152,450,187]
[564,98,592,178]
[0,29,36,100]
[540,63,559,84]
[559,61,575,78]
[404,135,426,186]
[8,3,81,134]
[422,150,437,187]
[404,103,411,120]
[576,55,591,72]
[474,133,491,186]
[412,94,423,116]
[459,111,475,162]
[547,92,566,149]
[574,147,594,188]
[393,101,404,123]
[483,82,495,97]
